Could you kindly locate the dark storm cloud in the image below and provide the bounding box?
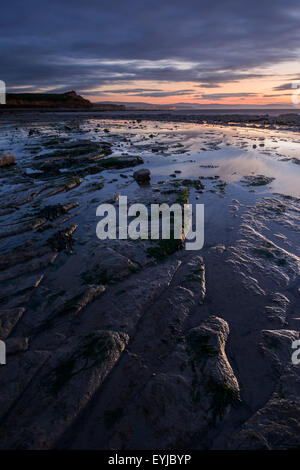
[263,93,291,97]
[201,92,258,100]
[84,88,195,97]
[131,90,193,97]
[93,88,160,94]
[273,83,297,91]
[1,0,300,94]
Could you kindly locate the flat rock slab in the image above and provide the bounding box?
[0,307,25,339]
[0,273,44,300]
[0,330,128,449]
[0,350,49,422]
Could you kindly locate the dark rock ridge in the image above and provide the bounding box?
[93,103,126,111]
[4,91,92,109]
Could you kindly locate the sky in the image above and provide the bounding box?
[1,0,300,107]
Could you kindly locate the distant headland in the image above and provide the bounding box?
[2,90,126,111]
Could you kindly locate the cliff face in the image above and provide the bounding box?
[4,91,92,108]
[93,103,126,111]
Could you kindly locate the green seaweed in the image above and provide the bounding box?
[147,235,184,260]
[207,379,241,422]
[187,333,217,360]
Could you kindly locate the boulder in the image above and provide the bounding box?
[109,315,240,449]
[133,168,151,184]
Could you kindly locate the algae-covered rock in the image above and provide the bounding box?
[0,153,16,167]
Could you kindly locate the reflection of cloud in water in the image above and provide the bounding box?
[216,154,300,198]
[196,153,300,198]
[270,175,300,199]
[216,155,270,182]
